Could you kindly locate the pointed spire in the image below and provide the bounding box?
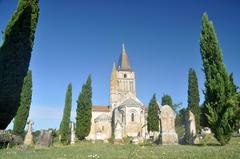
[118,43,132,71]
[112,62,116,70]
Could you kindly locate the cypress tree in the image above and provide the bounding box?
[200,13,240,145]
[13,70,32,135]
[176,108,186,127]
[59,83,72,145]
[76,75,92,140]
[0,0,39,129]
[161,94,173,107]
[147,94,160,132]
[187,68,200,131]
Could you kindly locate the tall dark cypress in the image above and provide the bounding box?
[187,68,200,131]
[76,75,92,140]
[161,94,173,107]
[0,0,39,129]
[13,70,32,135]
[59,83,72,145]
[200,13,240,145]
[147,94,160,132]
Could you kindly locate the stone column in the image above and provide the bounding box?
[70,122,75,145]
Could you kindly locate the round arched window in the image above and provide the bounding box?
[131,113,134,122]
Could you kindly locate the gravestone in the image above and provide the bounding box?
[132,137,139,144]
[70,122,75,145]
[95,131,102,140]
[24,120,33,145]
[201,127,211,135]
[184,111,196,144]
[36,129,53,148]
[0,130,12,148]
[152,131,160,143]
[160,105,178,145]
[114,121,123,144]
[0,130,23,147]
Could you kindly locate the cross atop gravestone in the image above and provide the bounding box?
[70,122,75,145]
[184,111,196,144]
[160,105,178,145]
[24,120,33,145]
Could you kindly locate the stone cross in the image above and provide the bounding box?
[184,111,196,144]
[24,120,33,145]
[70,122,75,144]
[160,105,178,145]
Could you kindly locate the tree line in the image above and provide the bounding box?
[147,13,240,146]
[1,0,239,146]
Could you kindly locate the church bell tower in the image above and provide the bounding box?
[110,44,136,110]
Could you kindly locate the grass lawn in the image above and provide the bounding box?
[0,137,240,159]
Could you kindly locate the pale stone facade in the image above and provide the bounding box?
[87,109,112,140]
[87,45,178,145]
[87,44,147,141]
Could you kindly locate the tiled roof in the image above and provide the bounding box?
[92,105,110,112]
[95,113,111,122]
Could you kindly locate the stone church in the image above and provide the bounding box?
[87,44,147,141]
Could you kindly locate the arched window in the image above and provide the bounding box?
[102,126,104,131]
[131,113,134,122]
[124,74,127,78]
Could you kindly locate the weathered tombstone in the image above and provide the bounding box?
[160,105,178,145]
[114,121,123,144]
[184,111,196,144]
[201,127,211,135]
[0,130,12,148]
[24,120,33,145]
[132,137,139,144]
[0,130,24,148]
[153,131,160,143]
[95,131,102,140]
[36,129,53,148]
[70,122,75,145]
[12,135,24,145]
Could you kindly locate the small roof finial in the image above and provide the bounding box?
[112,62,116,69]
[122,43,126,53]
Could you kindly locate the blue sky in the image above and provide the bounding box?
[1,0,240,130]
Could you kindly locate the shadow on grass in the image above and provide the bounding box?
[189,143,222,147]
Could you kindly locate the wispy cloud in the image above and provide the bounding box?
[27,105,76,129]
[29,105,63,120]
[7,105,76,130]
[29,105,76,120]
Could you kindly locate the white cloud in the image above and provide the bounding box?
[29,105,63,120]
[6,105,76,130]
